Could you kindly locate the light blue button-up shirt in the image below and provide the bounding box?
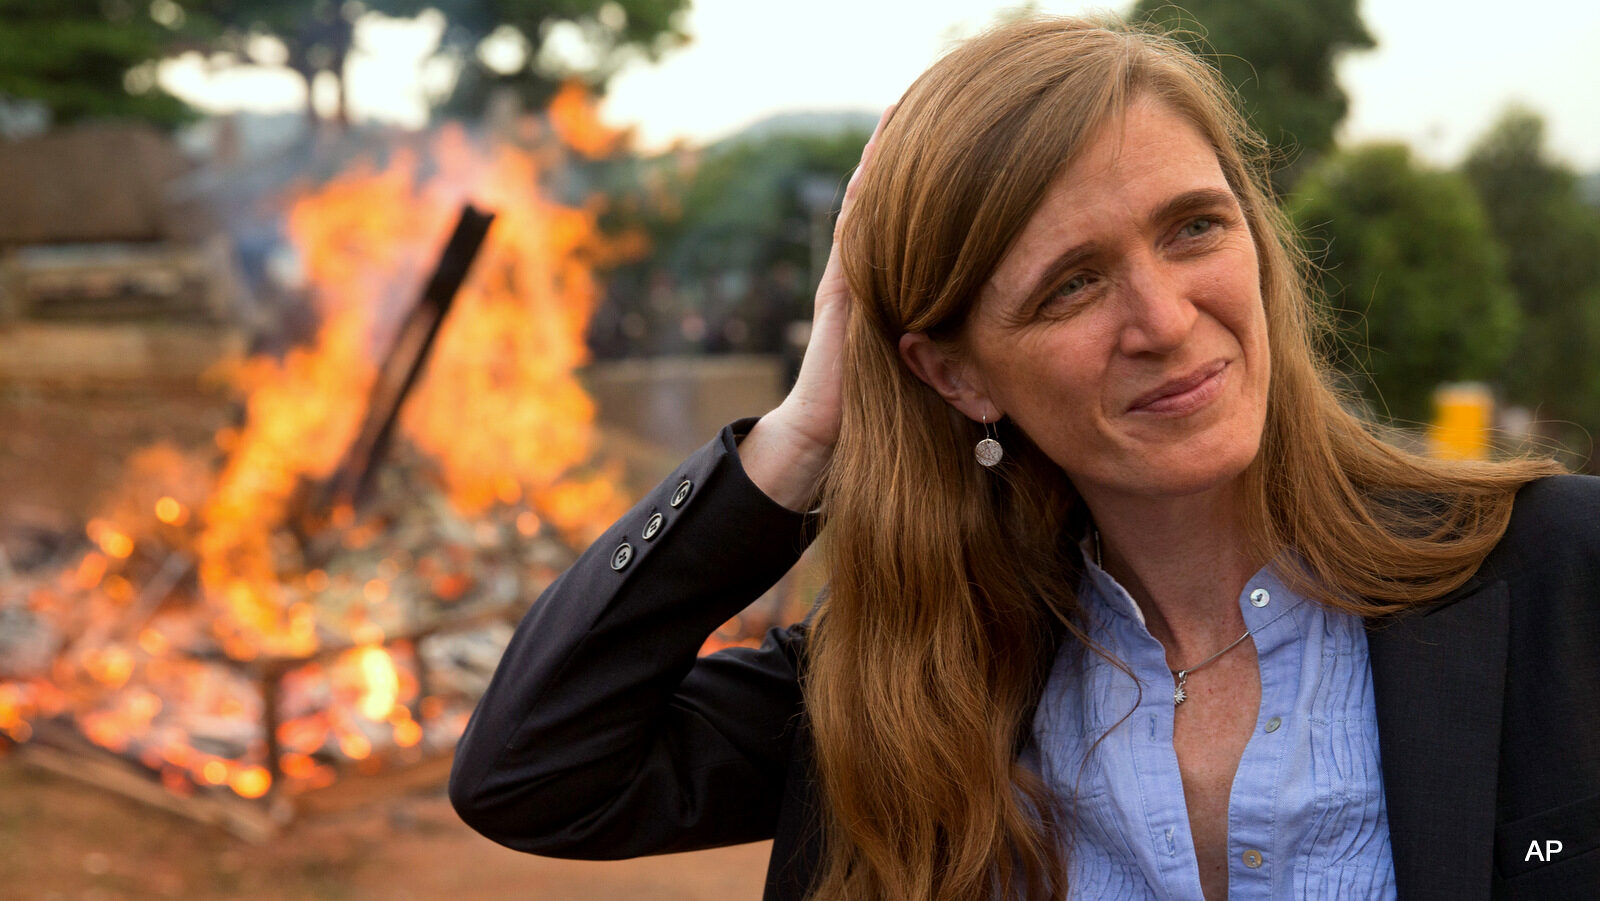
[1026,553,1397,899]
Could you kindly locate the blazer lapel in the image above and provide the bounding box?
[1367,579,1509,901]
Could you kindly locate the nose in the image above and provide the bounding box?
[1116,252,1198,357]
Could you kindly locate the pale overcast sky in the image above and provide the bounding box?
[161,0,1600,170]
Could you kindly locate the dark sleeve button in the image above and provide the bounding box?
[610,542,634,571]
[642,512,663,540]
[670,479,693,508]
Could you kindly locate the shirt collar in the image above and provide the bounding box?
[1074,533,1309,640]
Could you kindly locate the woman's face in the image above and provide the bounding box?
[934,97,1271,505]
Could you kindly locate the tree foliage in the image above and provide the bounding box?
[591,123,872,358]
[1131,0,1374,183]
[0,0,208,127]
[380,0,689,116]
[1289,143,1519,423]
[192,0,687,124]
[193,0,359,123]
[1463,107,1600,456]
[656,127,868,274]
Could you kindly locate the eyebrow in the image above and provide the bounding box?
[1017,186,1241,305]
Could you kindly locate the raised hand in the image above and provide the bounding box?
[739,105,895,512]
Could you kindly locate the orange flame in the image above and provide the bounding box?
[193,122,625,659]
[3,112,633,802]
[547,81,625,159]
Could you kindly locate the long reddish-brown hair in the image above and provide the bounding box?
[803,15,1560,900]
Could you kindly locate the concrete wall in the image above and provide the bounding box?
[0,323,247,385]
[583,355,787,457]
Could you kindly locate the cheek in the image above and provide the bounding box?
[1206,262,1268,357]
[1237,299,1272,422]
[1243,293,1270,369]
[997,358,1108,453]
[1233,252,1267,335]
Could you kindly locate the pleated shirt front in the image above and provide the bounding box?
[1026,555,1397,900]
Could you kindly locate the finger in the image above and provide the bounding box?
[866,102,895,149]
[832,104,899,259]
[843,103,896,201]
[854,103,894,172]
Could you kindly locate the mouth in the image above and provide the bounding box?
[1126,360,1229,415]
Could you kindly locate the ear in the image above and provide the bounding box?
[897,332,999,423]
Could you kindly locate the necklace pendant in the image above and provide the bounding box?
[1173,672,1189,706]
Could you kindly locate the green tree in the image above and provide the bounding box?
[382,0,689,116]
[1131,0,1374,184]
[1289,143,1519,424]
[0,0,208,127]
[195,0,687,126]
[194,0,359,127]
[591,122,872,358]
[657,126,869,276]
[1462,106,1600,460]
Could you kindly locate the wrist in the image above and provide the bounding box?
[737,413,833,513]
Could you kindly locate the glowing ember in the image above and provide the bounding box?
[231,765,272,799]
[86,520,132,560]
[155,496,186,525]
[348,646,399,721]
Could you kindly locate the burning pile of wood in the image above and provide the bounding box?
[0,122,640,838]
[0,465,566,838]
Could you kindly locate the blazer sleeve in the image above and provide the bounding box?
[448,417,818,859]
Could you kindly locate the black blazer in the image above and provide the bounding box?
[450,420,1600,900]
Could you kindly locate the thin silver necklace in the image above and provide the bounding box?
[1093,528,1251,706]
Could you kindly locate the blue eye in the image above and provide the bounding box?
[1057,274,1090,297]
[1180,217,1214,238]
[1036,273,1095,319]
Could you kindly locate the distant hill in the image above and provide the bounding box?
[1579,171,1600,209]
[708,110,880,150]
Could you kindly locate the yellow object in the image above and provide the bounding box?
[1429,383,1493,461]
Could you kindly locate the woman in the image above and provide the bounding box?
[450,16,1600,901]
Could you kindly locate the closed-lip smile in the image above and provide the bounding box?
[1126,360,1229,414]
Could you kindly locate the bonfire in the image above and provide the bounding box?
[0,90,645,835]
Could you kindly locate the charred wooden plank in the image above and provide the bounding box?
[293,204,495,545]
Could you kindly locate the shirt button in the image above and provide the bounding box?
[1249,588,1270,607]
[1242,849,1264,868]
[610,542,634,571]
[642,512,663,540]
[670,479,693,508]
[1265,716,1282,733]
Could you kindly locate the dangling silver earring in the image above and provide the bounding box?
[975,412,1003,467]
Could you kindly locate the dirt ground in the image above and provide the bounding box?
[0,384,231,544]
[0,761,771,900]
[0,382,776,900]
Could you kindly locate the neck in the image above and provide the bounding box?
[1084,479,1260,664]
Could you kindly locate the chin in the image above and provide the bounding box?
[1135,434,1262,498]
[1150,465,1252,498]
